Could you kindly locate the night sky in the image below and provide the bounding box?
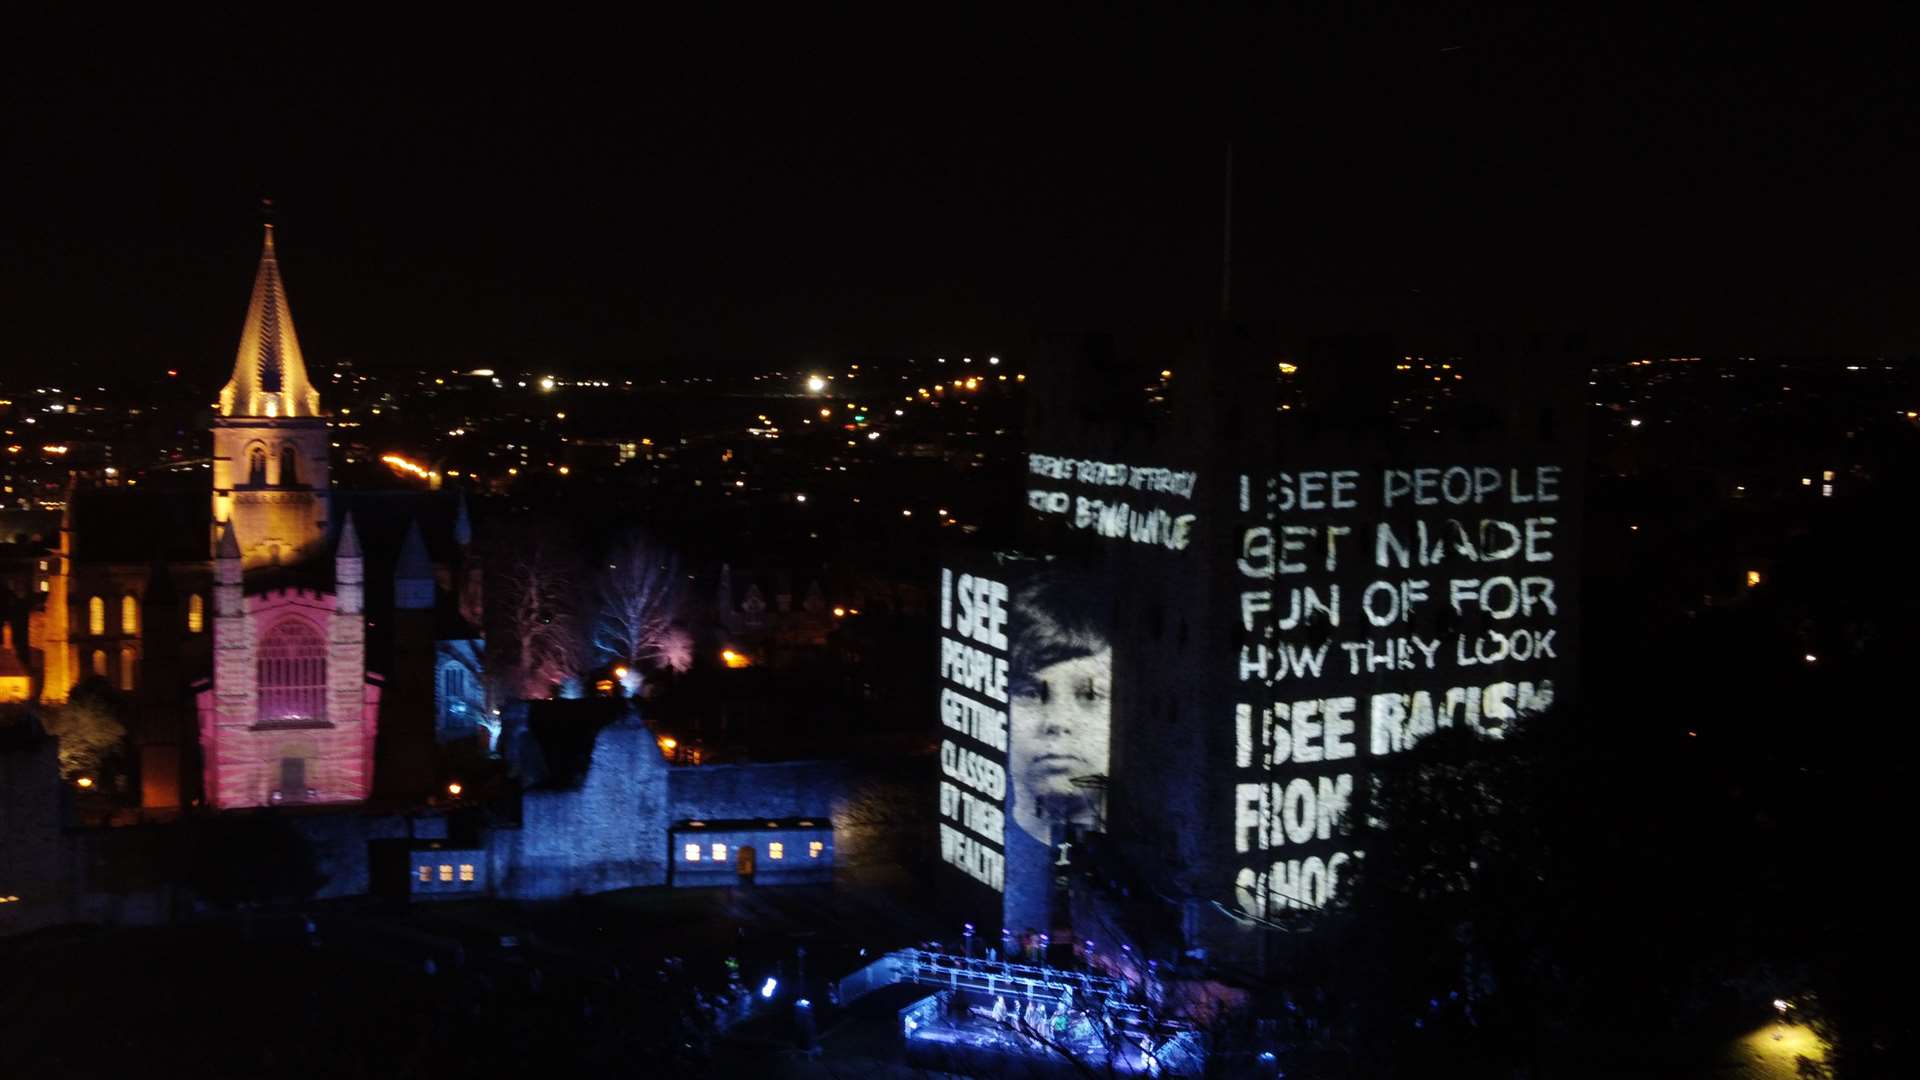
[6,10,1917,381]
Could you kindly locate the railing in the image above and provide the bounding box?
[898,949,1132,1004]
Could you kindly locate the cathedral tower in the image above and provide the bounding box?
[211,223,330,571]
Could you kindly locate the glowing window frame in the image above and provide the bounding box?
[257,617,328,725]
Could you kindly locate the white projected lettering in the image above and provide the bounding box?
[936,566,1013,893]
[1025,452,1200,550]
[1230,463,1570,917]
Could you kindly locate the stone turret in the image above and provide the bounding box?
[208,520,255,799]
[379,517,439,801]
[394,519,434,611]
[334,513,363,616]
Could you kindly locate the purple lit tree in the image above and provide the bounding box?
[591,533,692,690]
[490,527,589,699]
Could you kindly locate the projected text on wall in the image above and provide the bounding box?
[1026,453,1200,551]
[1232,465,1568,915]
[938,567,1011,892]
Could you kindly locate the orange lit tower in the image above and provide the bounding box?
[211,222,331,571]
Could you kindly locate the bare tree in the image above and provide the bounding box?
[591,532,692,686]
[489,526,588,700]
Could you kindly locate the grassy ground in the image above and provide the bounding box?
[1711,1021,1829,1080]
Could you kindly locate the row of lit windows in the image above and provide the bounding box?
[88,646,137,690]
[83,594,206,635]
[683,840,823,862]
[417,863,476,883]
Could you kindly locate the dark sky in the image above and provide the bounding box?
[6,10,1918,381]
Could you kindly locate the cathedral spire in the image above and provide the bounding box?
[218,219,322,419]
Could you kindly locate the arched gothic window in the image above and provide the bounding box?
[88,595,105,636]
[121,594,139,635]
[441,665,468,718]
[187,594,205,633]
[280,445,298,486]
[258,618,328,726]
[90,649,107,677]
[248,447,268,486]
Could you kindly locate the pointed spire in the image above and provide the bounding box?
[216,519,241,560]
[218,220,322,419]
[452,490,473,547]
[395,519,431,580]
[394,518,435,611]
[335,512,361,560]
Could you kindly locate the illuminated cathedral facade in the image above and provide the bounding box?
[25,224,476,809]
[193,225,380,807]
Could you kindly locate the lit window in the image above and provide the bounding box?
[91,649,107,677]
[768,842,784,860]
[711,843,727,861]
[119,646,136,691]
[809,841,824,859]
[258,618,327,725]
[418,865,431,882]
[38,580,48,593]
[684,843,701,862]
[459,864,474,882]
[439,865,453,882]
[37,559,47,571]
[187,594,205,633]
[88,595,104,635]
[121,594,138,635]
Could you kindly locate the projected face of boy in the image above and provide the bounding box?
[1008,646,1112,842]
